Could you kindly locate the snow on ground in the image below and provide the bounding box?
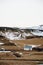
[29,25,43,30]
[31,31,43,36]
[0,25,43,40]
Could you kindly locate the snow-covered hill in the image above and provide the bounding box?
[0,25,43,40]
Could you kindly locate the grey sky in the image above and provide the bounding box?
[0,0,43,27]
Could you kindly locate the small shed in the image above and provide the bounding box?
[24,45,32,50]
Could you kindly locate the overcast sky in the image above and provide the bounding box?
[0,0,43,27]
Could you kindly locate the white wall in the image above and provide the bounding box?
[0,0,43,27]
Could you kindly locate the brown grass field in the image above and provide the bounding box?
[12,38,43,47]
[0,38,43,65]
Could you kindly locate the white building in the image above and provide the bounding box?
[24,45,41,51]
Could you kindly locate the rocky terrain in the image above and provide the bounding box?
[0,25,43,40]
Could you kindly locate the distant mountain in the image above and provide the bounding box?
[0,27,20,32]
[0,25,43,40]
[28,25,43,30]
